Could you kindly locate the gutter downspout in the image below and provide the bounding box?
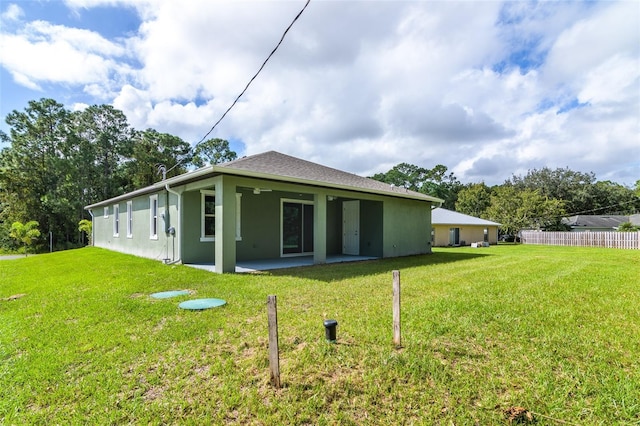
[88,209,95,246]
[165,183,182,264]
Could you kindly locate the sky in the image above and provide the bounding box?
[0,0,638,187]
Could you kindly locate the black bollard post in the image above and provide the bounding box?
[323,319,338,343]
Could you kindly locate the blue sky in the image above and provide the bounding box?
[1,0,638,187]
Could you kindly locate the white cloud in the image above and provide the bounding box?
[578,54,639,106]
[544,1,639,86]
[1,0,638,186]
[1,3,23,21]
[1,20,127,91]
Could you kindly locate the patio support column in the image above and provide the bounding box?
[214,176,237,273]
[313,193,327,265]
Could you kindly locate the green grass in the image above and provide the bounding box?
[1,245,639,425]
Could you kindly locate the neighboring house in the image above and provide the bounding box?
[562,215,631,232]
[85,151,443,273]
[431,207,500,247]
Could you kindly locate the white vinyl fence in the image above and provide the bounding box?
[521,231,640,250]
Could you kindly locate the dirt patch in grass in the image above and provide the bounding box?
[2,293,26,301]
[502,406,535,424]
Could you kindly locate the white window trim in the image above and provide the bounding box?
[149,194,159,240]
[200,190,216,242]
[235,193,242,241]
[104,206,109,218]
[113,204,120,237]
[126,201,133,238]
[199,190,242,242]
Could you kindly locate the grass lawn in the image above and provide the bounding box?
[1,245,639,424]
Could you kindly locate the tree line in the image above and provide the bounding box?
[1,98,638,252]
[0,98,236,252]
[371,164,640,236]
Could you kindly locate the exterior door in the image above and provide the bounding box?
[342,200,360,255]
[282,201,314,256]
[449,227,460,246]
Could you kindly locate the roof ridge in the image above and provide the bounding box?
[219,150,278,167]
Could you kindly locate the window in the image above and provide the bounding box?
[113,204,120,237]
[150,195,159,240]
[126,201,133,238]
[104,206,109,218]
[200,191,242,242]
[201,190,215,241]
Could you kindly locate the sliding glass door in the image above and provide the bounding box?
[282,201,314,255]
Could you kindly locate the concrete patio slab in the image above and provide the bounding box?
[186,255,378,273]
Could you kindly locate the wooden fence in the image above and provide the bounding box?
[521,231,640,250]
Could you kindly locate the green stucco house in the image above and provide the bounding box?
[85,151,442,273]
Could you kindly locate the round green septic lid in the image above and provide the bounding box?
[151,290,190,299]
[179,298,227,310]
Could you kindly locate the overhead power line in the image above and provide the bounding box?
[165,0,311,176]
[195,0,311,146]
[560,198,640,218]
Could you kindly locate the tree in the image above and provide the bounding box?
[0,99,72,247]
[9,221,41,255]
[586,181,640,215]
[455,183,492,217]
[0,100,139,250]
[192,138,237,167]
[78,219,92,245]
[422,165,463,210]
[71,105,134,201]
[618,222,639,232]
[510,167,595,214]
[124,129,192,189]
[486,186,566,238]
[370,163,462,209]
[370,163,426,192]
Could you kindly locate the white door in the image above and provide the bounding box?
[342,200,360,255]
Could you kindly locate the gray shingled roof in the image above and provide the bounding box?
[431,207,501,226]
[86,151,442,209]
[562,215,630,229]
[220,151,440,201]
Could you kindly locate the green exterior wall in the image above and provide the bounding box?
[382,197,432,257]
[325,199,343,255]
[91,190,180,262]
[236,188,313,261]
[181,190,212,264]
[360,200,384,257]
[91,176,434,270]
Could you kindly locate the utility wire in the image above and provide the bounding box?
[514,198,640,226]
[573,200,639,215]
[165,0,311,175]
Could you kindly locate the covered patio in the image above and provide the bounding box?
[186,254,378,273]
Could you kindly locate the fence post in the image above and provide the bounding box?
[267,295,281,388]
[393,270,401,348]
